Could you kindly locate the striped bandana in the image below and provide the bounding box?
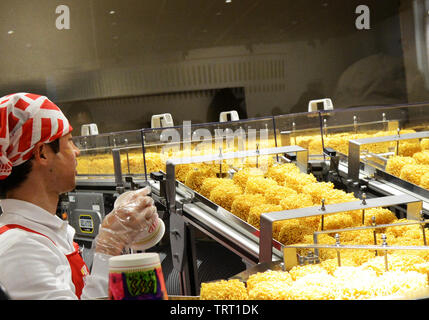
[0,93,73,180]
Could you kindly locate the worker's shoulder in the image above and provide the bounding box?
[0,225,57,256]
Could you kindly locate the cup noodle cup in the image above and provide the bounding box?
[108,253,168,300]
[114,190,165,251]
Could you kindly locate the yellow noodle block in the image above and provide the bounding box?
[338,229,374,244]
[209,183,243,211]
[422,138,429,150]
[286,273,337,300]
[76,157,91,174]
[295,135,316,150]
[232,167,265,190]
[279,193,313,210]
[361,254,426,275]
[420,172,429,189]
[375,271,429,297]
[277,219,313,245]
[184,166,216,193]
[230,193,266,221]
[91,156,115,174]
[247,204,282,229]
[264,185,297,205]
[281,171,317,192]
[385,218,423,238]
[175,163,194,182]
[332,267,379,300]
[144,152,166,173]
[289,264,328,281]
[246,270,293,292]
[266,163,301,184]
[308,138,323,154]
[340,249,376,265]
[320,258,358,275]
[247,280,292,300]
[398,140,422,157]
[323,213,354,231]
[301,181,335,204]
[200,279,248,300]
[413,150,429,165]
[363,207,398,226]
[244,176,278,195]
[199,177,236,198]
[385,156,417,177]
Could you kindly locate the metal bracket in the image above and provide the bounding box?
[259,194,423,264]
[348,131,429,181]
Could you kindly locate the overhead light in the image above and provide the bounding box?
[109,10,115,14]
[225,0,231,3]
[7,30,14,35]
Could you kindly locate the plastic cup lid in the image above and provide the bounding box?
[109,252,160,269]
[130,218,165,251]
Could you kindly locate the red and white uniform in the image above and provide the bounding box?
[0,197,111,299]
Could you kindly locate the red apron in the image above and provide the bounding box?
[0,224,89,299]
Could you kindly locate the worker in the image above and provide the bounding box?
[0,93,159,299]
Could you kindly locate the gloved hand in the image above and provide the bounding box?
[94,187,159,256]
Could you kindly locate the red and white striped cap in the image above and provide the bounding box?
[0,93,73,180]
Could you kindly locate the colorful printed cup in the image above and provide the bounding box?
[108,253,168,300]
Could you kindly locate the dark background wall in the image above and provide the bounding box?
[0,0,426,134]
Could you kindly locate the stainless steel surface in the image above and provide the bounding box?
[153,177,284,264]
[348,131,429,181]
[259,194,423,263]
[166,145,308,168]
[112,148,124,190]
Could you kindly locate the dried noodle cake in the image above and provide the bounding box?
[399,164,429,185]
[277,219,313,245]
[247,280,292,300]
[422,138,429,150]
[232,167,265,190]
[279,193,313,210]
[288,263,328,281]
[199,177,235,198]
[209,183,243,211]
[246,270,293,292]
[413,150,429,165]
[247,204,282,229]
[184,166,216,193]
[244,176,278,195]
[385,218,423,238]
[230,193,266,221]
[263,185,297,205]
[301,181,335,204]
[281,171,317,192]
[385,156,417,177]
[266,163,301,184]
[140,152,166,173]
[362,207,397,226]
[420,172,429,189]
[200,279,248,300]
[398,140,422,157]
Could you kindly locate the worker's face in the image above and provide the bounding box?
[49,133,80,194]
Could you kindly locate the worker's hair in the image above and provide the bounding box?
[0,139,60,197]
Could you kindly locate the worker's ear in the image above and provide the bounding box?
[32,142,50,163]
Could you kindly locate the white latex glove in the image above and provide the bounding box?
[94,187,158,256]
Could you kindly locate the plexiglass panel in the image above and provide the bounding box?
[73,129,143,178]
